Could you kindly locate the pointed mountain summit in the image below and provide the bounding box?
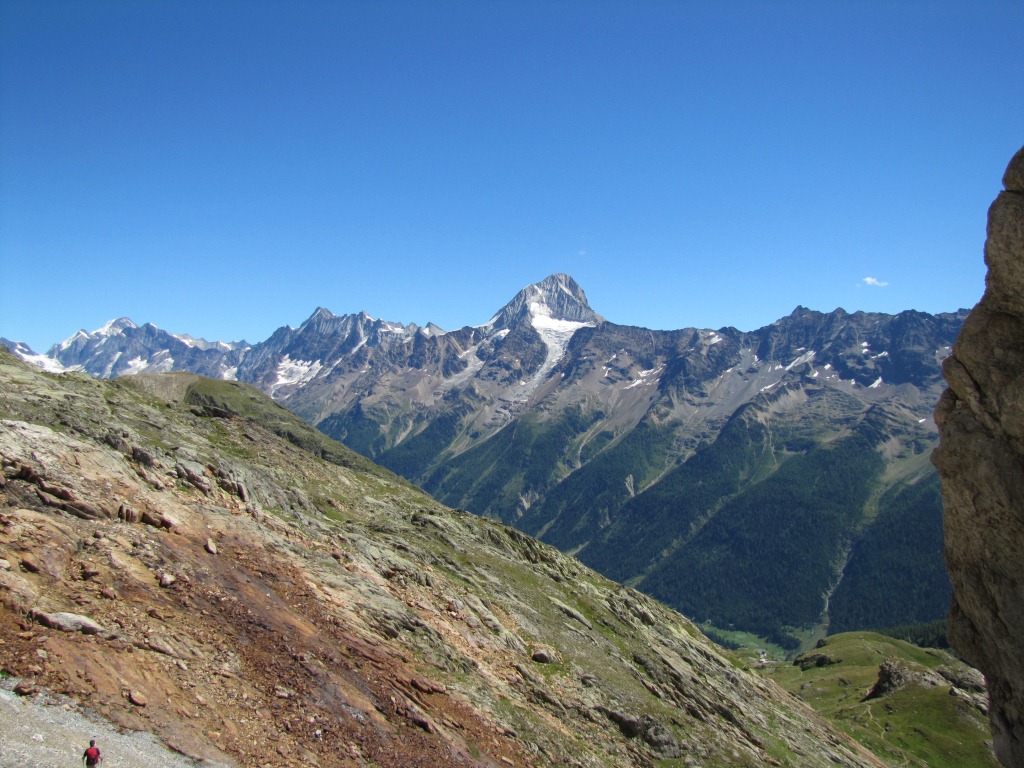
[486,273,604,330]
[93,316,139,337]
[299,306,340,329]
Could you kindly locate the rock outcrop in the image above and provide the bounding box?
[935,145,1024,767]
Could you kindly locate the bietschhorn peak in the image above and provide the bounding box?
[485,273,604,331]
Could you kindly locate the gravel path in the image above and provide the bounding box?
[0,679,233,768]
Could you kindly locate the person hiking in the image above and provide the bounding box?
[82,739,102,766]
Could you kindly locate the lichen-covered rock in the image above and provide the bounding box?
[934,145,1024,767]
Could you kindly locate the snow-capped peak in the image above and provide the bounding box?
[93,317,138,337]
[58,330,91,351]
[419,322,448,338]
[306,307,338,324]
[483,273,604,331]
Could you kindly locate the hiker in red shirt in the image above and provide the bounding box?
[82,739,102,766]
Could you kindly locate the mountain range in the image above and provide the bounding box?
[0,346,994,767]
[4,274,967,649]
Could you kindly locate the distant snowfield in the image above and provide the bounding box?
[623,366,664,390]
[124,356,151,375]
[15,349,67,373]
[269,355,322,397]
[526,301,595,395]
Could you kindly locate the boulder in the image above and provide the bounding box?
[531,648,559,664]
[33,610,105,635]
[794,652,842,671]
[0,569,37,611]
[934,145,1024,767]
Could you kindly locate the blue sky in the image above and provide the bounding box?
[2,1,1022,353]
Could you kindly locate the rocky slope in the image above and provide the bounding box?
[4,276,965,647]
[0,348,893,768]
[934,145,1024,767]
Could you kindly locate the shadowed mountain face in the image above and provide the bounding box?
[0,348,895,768]
[6,273,966,646]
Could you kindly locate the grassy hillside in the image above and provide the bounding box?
[763,632,996,768]
[181,375,392,478]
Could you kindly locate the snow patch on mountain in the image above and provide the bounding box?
[5,342,68,373]
[442,345,486,388]
[623,366,664,390]
[124,356,152,376]
[348,336,368,356]
[527,303,595,394]
[149,351,176,373]
[269,355,323,398]
[786,350,816,370]
[419,323,447,338]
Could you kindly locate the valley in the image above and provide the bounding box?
[5,274,966,650]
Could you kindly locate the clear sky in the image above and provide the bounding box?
[2,1,1022,353]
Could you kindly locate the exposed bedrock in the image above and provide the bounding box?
[934,145,1024,767]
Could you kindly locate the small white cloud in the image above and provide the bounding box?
[863,277,889,287]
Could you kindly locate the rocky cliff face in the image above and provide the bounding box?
[934,145,1024,767]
